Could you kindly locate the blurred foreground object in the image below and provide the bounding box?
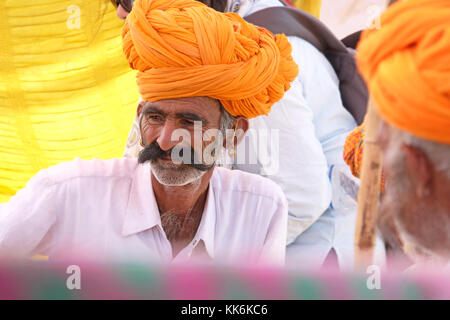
[0,259,449,299]
[0,0,139,202]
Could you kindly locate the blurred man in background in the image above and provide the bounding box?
[356,0,450,264]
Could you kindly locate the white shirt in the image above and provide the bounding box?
[234,0,357,245]
[0,158,287,266]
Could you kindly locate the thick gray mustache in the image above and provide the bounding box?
[138,141,214,172]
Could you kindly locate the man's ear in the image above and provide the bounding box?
[402,143,433,198]
[221,117,249,149]
[136,101,145,118]
[233,117,249,147]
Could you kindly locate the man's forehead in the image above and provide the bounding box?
[142,97,221,118]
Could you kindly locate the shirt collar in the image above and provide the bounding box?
[122,162,161,237]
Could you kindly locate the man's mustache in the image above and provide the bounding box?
[138,141,214,172]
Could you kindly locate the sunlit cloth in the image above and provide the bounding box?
[319,0,388,39]
[357,0,450,145]
[287,0,321,17]
[0,1,139,203]
[122,0,299,119]
[226,0,321,18]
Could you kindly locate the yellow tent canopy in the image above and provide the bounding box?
[0,0,139,202]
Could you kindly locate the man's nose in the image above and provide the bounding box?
[156,121,180,151]
[116,4,129,20]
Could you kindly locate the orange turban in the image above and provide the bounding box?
[122,0,298,119]
[357,0,450,144]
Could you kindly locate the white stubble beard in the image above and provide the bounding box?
[150,160,207,187]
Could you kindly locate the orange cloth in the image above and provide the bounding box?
[356,0,450,145]
[122,0,298,119]
[343,120,385,191]
[343,122,365,179]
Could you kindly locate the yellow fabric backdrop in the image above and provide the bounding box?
[0,0,139,203]
[291,0,321,17]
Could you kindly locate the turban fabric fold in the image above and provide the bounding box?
[357,0,450,144]
[122,0,299,119]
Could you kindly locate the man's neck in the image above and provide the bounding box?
[151,170,213,215]
[151,168,214,256]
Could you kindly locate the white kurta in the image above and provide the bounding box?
[0,158,288,266]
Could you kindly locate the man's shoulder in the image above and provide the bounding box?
[212,167,286,205]
[287,35,334,70]
[38,157,139,187]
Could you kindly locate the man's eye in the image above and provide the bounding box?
[181,119,195,126]
[145,114,163,122]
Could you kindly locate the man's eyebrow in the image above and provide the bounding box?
[142,106,166,116]
[175,112,208,124]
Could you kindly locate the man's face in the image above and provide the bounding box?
[377,120,450,261]
[137,96,223,186]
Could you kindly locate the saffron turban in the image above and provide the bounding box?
[357,0,450,144]
[122,0,299,119]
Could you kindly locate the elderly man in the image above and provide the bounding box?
[0,0,297,265]
[356,0,450,263]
